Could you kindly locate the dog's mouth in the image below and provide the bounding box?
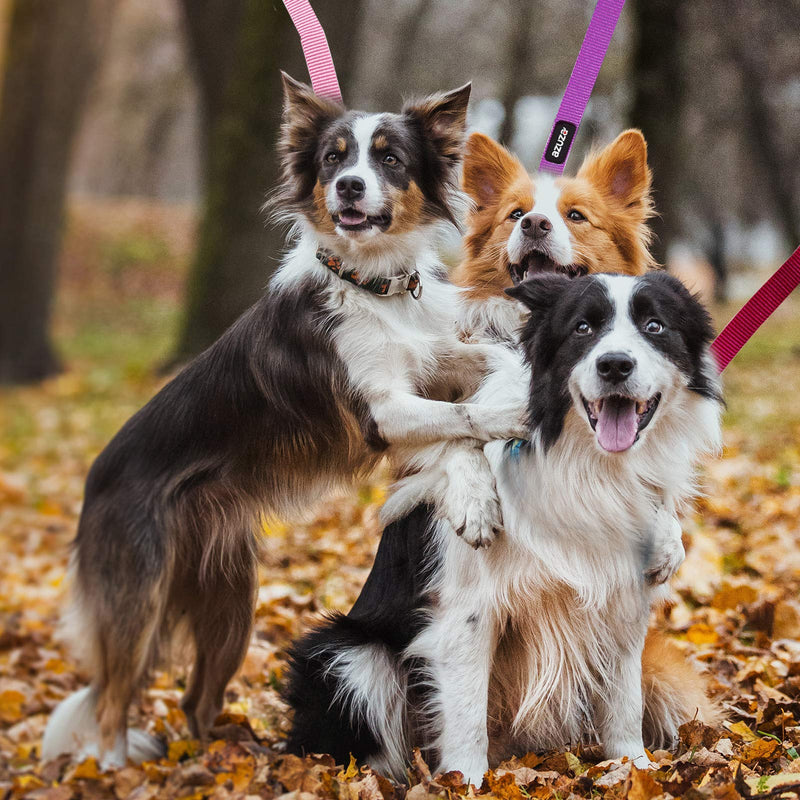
[508,251,588,285]
[581,393,661,453]
[333,208,392,232]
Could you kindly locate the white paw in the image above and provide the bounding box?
[646,513,684,585]
[454,491,503,549]
[631,753,657,770]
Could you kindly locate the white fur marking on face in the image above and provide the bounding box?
[327,114,385,215]
[506,174,575,265]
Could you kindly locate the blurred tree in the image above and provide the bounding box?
[0,0,116,383]
[173,0,365,362]
[498,0,535,146]
[629,0,686,268]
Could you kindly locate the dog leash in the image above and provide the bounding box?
[281,0,342,101]
[538,0,626,176]
[281,0,800,371]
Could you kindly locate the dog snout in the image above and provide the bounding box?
[596,352,635,384]
[520,213,552,240]
[336,176,365,202]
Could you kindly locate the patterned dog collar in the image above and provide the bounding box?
[316,248,422,299]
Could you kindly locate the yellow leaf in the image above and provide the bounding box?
[71,757,102,780]
[339,754,359,780]
[168,738,200,762]
[0,689,26,723]
[687,623,719,645]
[712,583,758,611]
[740,737,781,764]
[725,721,759,742]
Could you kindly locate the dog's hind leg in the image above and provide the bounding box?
[181,536,258,740]
[43,561,168,766]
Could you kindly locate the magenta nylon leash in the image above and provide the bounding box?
[281,0,342,101]
[711,246,800,372]
[539,0,626,175]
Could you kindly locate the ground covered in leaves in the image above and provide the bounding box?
[2,201,800,798]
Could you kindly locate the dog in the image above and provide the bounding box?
[285,271,723,781]
[42,75,526,767]
[453,129,654,343]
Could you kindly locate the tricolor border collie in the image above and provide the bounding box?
[42,75,525,766]
[286,271,723,781]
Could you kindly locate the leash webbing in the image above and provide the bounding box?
[281,0,342,101]
[538,0,626,175]
[711,246,800,372]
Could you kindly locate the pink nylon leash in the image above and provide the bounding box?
[281,0,342,101]
[539,0,626,175]
[710,246,800,372]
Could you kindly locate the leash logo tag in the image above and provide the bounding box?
[544,121,577,164]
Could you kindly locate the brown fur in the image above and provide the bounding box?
[453,130,655,300]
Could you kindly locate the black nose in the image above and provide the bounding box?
[336,176,365,201]
[596,352,635,383]
[520,213,553,239]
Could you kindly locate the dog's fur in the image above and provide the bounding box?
[453,130,655,344]
[42,76,526,767]
[286,272,723,781]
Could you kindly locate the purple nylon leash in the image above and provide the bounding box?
[539,0,626,175]
[281,0,342,101]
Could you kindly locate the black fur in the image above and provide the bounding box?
[285,504,438,764]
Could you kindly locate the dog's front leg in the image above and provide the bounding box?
[371,392,526,445]
[597,615,653,768]
[409,599,496,784]
[644,493,684,586]
[438,442,503,549]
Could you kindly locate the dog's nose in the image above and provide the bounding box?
[596,352,635,383]
[336,176,365,201]
[520,213,552,240]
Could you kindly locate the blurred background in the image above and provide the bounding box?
[0,0,799,386]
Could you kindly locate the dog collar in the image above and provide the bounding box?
[506,438,529,460]
[316,248,422,299]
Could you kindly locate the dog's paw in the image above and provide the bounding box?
[645,513,684,585]
[631,753,658,770]
[440,473,503,549]
[454,493,503,549]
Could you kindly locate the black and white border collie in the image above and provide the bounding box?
[286,271,723,781]
[42,75,525,767]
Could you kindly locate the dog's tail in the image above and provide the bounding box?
[641,629,723,750]
[42,686,164,767]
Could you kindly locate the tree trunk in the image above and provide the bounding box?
[498,0,535,146]
[629,0,686,268]
[173,0,365,363]
[0,0,115,384]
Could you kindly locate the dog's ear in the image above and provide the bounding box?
[463,133,529,210]
[280,72,342,151]
[505,273,572,317]
[578,129,652,208]
[403,83,472,163]
[277,73,342,204]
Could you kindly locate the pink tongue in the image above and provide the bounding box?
[339,210,367,225]
[595,397,639,452]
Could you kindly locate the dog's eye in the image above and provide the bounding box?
[509,209,524,220]
[383,153,399,166]
[645,319,664,334]
[567,209,586,222]
[575,320,592,335]
[324,152,339,164]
